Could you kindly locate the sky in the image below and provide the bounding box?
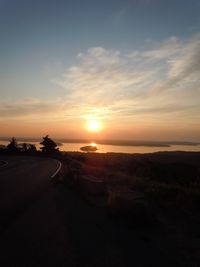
[1,0,200,141]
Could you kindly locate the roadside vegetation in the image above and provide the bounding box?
[61,151,200,264]
[64,151,200,214]
[0,135,59,155]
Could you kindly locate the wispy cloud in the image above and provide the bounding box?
[56,34,200,123]
[2,33,200,128]
[111,6,129,25]
[142,37,181,60]
[0,98,59,119]
[59,47,156,104]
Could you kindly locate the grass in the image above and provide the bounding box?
[58,151,200,265]
[64,151,200,211]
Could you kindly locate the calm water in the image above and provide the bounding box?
[0,140,200,153]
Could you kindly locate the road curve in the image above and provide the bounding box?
[0,155,60,231]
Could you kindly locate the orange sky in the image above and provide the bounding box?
[1,119,200,142]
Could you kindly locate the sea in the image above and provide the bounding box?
[0,139,200,154]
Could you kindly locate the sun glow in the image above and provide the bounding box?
[90,142,97,147]
[87,120,101,132]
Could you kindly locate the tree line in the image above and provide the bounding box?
[0,135,59,154]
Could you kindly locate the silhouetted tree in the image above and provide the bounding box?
[19,143,37,153]
[21,143,28,152]
[7,137,19,152]
[29,144,37,152]
[40,135,59,153]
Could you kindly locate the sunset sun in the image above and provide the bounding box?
[87,120,101,132]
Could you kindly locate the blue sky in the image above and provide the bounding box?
[1,0,200,140]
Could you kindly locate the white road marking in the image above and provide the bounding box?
[51,160,62,178]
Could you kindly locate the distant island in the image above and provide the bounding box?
[80,145,98,152]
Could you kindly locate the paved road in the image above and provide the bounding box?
[0,155,60,231]
[0,156,175,267]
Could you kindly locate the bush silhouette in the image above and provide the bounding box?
[7,137,19,152]
[40,135,59,153]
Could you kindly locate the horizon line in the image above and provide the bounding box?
[0,137,199,147]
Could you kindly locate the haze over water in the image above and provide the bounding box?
[1,140,200,154]
[57,142,200,154]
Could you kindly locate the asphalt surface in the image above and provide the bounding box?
[0,156,59,231]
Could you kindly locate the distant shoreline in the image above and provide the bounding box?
[0,137,199,148]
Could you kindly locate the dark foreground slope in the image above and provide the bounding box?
[0,182,172,267]
[64,151,200,266]
[0,152,199,266]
